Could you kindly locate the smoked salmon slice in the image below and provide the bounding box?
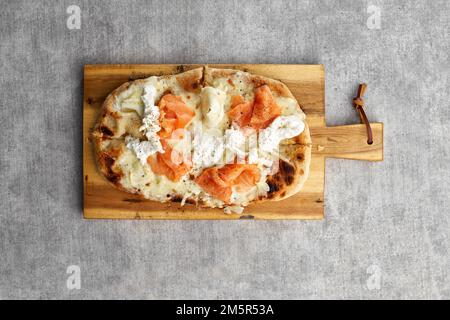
[250,85,281,129]
[228,95,254,128]
[158,94,195,138]
[195,164,261,203]
[195,168,232,203]
[228,85,281,130]
[148,94,194,181]
[148,140,192,182]
[218,164,260,192]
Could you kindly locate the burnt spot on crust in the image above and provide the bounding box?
[266,160,297,198]
[200,66,206,86]
[284,175,294,186]
[296,153,304,161]
[171,195,183,203]
[103,154,114,169]
[105,147,123,159]
[99,152,122,185]
[100,126,113,137]
[170,195,195,205]
[266,178,280,199]
[128,73,147,81]
[240,215,254,219]
[176,65,186,73]
[106,172,121,184]
[268,180,280,193]
[110,111,122,120]
[87,97,94,105]
[279,160,295,186]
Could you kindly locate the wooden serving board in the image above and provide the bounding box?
[83,64,383,220]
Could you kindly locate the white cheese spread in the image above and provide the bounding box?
[140,85,162,139]
[125,85,164,164]
[258,115,305,153]
[224,126,246,160]
[125,136,160,165]
[192,127,225,171]
[200,86,226,128]
[139,85,163,154]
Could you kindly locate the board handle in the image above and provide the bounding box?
[311,123,383,161]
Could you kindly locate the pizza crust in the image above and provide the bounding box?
[264,144,311,201]
[91,66,312,209]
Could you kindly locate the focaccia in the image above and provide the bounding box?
[91,66,311,213]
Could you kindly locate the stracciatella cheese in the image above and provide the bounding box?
[125,136,161,165]
[258,115,305,153]
[192,127,225,172]
[224,125,246,161]
[123,84,164,165]
[139,85,163,153]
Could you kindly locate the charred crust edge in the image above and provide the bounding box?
[100,126,113,136]
[279,160,295,186]
[267,178,280,198]
[99,152,122,184]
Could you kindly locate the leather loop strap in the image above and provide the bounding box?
[353,83,373,145]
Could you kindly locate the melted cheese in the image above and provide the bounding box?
[212,73,255,103]
[121,89,144,116]
[200,87,226,128]
[111,70,306,210]
[275,96,305,116]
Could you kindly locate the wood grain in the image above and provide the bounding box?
[83,64,383,220]
[312,123,383,161]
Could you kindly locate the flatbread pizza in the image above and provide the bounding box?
[91,66,311,214]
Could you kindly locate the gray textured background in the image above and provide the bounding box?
[0,0,449,299]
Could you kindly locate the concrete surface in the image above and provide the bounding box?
[0,0,449,299]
